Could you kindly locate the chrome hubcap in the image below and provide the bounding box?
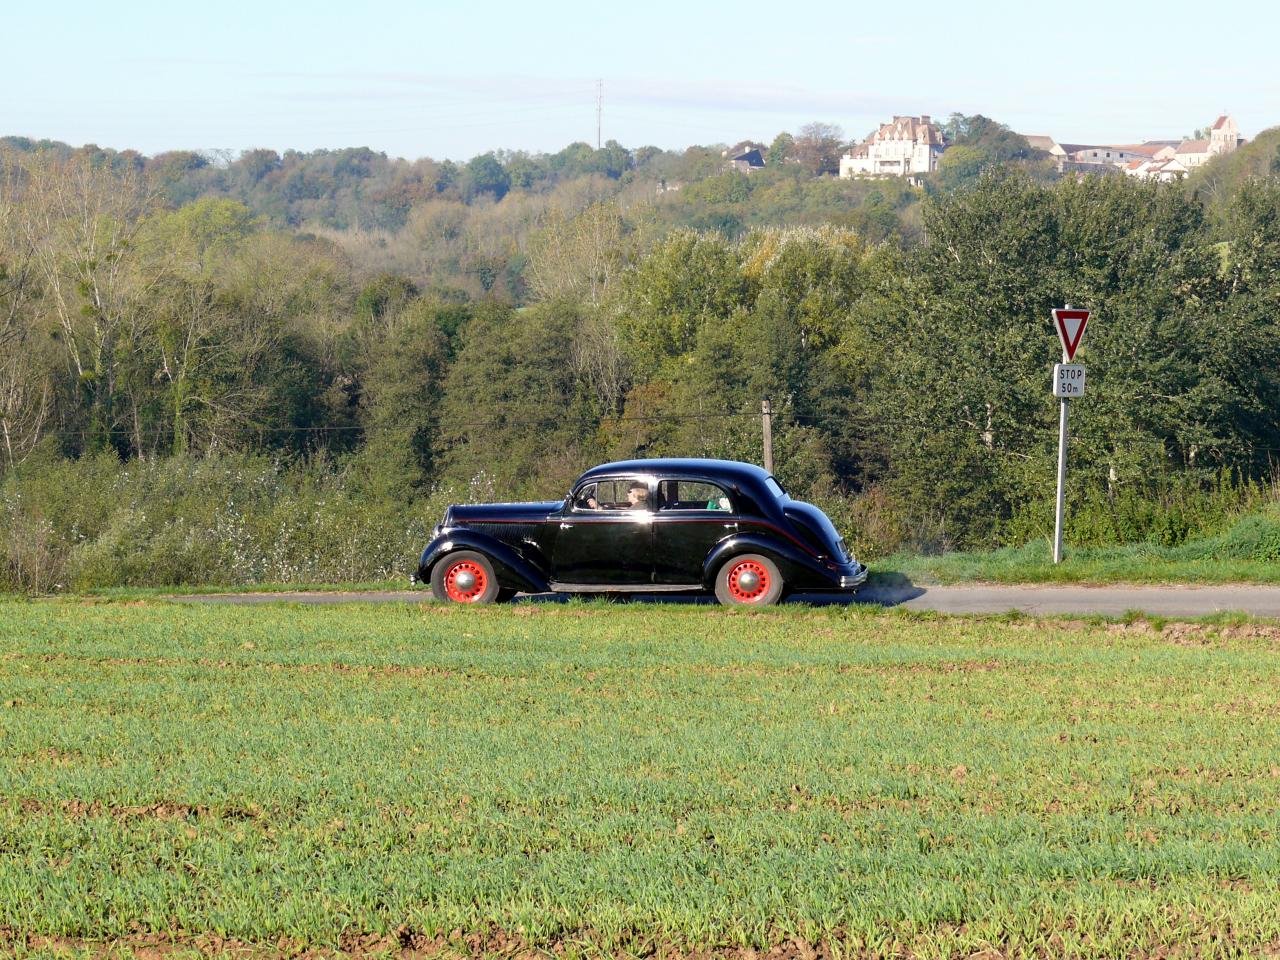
[736,570,760,593]
[453,570,477,593]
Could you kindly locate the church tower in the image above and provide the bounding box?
[1209,114,1239,156]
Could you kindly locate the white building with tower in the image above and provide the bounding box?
[839,115,946,179]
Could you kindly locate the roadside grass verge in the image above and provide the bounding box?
[3,600,1280,958]
[881,507,1280,585]
[881,542,1280,585]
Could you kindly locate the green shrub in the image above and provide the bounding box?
[1213,514,1280,563]
[1004,475,1265,549]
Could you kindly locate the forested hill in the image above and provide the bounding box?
[2,122,1279,592]
[1,128,929,300]
[1,115,1055,300]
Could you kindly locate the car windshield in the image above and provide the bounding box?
[764,476,787,499]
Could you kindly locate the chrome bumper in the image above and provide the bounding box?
[839,564,868,589]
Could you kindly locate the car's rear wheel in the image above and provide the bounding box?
[431,551,500,604]
[714,554,783,607]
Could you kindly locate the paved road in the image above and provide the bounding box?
[171,583,1280,618]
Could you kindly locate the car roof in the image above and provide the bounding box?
[577,458,773,486]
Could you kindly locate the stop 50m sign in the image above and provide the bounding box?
[1053,363,1085,398]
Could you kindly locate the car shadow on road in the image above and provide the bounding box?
[848,571,929,607]
[509,572,927,608]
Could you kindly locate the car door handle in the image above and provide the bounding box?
[560,522,574,530]
[723,522,739,530]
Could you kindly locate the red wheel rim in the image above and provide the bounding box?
[726,559,769,603]
[443,560,487,602]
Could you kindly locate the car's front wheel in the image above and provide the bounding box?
[714,554,783,607]
[430,551,501,604]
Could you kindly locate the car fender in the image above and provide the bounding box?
[418,530,551,594]
[702,531,835,591]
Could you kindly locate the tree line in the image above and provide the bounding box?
[2,126,1280,592]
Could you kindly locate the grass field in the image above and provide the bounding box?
[3,600,1280,958]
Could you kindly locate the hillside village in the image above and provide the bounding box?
[1023,113,1245,181]
[723,113,1246,183]
[844,113,1244,181]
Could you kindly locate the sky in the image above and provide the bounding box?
[4,0,1277,161]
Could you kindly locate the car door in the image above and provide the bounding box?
[652,478,739,585]
[550,476,655,586]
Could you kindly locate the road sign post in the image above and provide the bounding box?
[1050,307,1090,564]
[1053,394,1070,564]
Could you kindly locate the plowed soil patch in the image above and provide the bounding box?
[17,652,455,678]
[9,929,1280,960]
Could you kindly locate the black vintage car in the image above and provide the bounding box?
[417,458,867,606]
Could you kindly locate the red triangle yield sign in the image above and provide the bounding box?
[1052,308,1090,361]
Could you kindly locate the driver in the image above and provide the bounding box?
[578,480,649,509]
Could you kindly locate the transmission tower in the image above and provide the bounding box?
[596,79,603,149]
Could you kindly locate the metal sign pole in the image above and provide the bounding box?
[1049,304,1089,565]
[1053,392,1068,564]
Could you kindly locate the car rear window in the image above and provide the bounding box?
[658,480,733,511]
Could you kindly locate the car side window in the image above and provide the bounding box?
[573,478,652,512]
[657,480,734,512]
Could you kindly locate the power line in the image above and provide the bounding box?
[30,407,788,440]
[31,409,1280,452]
[25,407,1280,470]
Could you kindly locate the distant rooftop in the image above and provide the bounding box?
[870,115,944,146]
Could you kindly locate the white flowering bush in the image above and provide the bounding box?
[0,453,457,593]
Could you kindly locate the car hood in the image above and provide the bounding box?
[783,500,850,560]
[447,501,563,525]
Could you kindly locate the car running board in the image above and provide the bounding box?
[549,582,702,593]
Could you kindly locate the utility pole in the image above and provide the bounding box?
[761,398,774,474]
[596,79,603,149]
